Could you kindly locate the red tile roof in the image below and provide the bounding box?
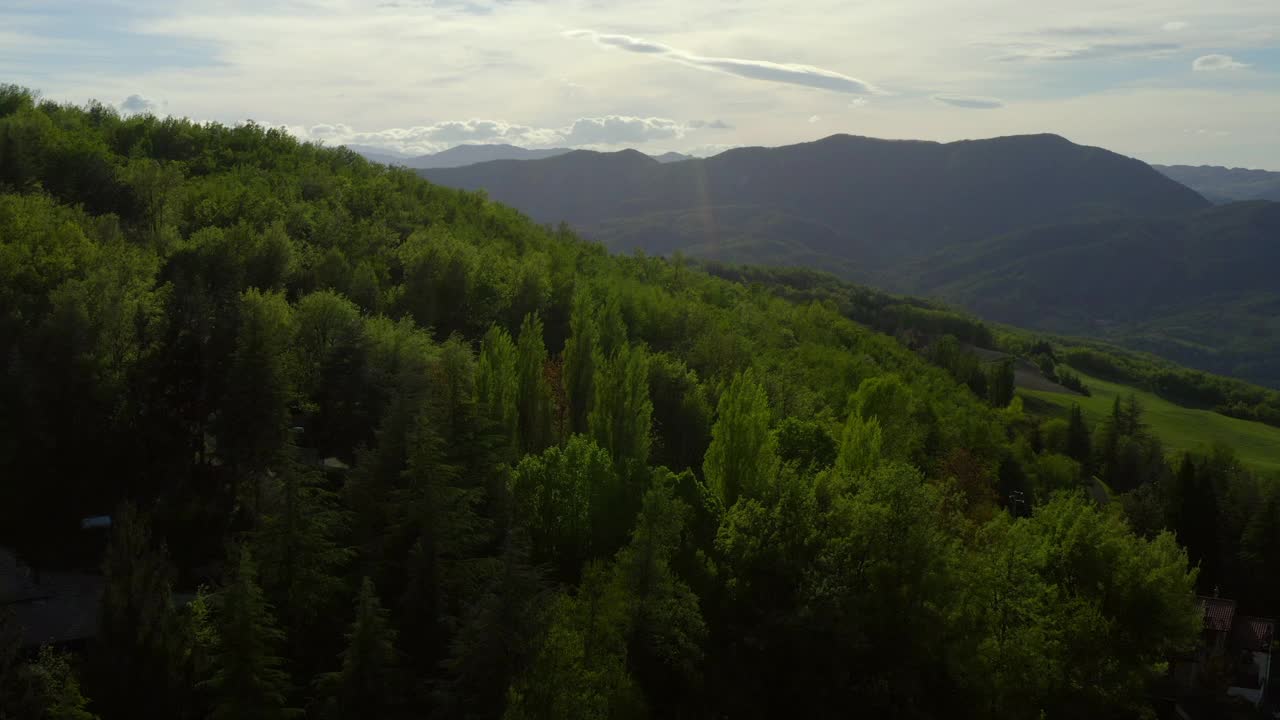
[1199,596,1237,633]
[1230,616,1275,653]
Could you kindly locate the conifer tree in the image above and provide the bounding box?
[323,577,399,719]
[250,457,352,666]
[203,548,295,720]
[1066,404,1092,465]
[92,504,182,718]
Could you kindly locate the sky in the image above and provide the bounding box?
[3,0,1279,168]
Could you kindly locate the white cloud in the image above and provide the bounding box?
[290,114,719,154]
[807,115,821,123]
[1192,54,1249,71]
[566,30,882,95]
[989,41,1180,61]
[1162,20,1190,31]
[119,94,159,114]
[562,115,684,144]
[933,94,1005,109]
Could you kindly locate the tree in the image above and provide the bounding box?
[1239,492,1280,612]
[515,314,555,455]
[836,412,882,477]
[27,647,98,720]
[476,324,519,454]
[218,289,294,511]
[2,614,98,720]
[850,375,924,464]
[588,342,652,471]
[510,436,622,581]
[320,577,400,719]
[440,533,548,719]
[396,410,488,672]
[703,370,778,506]
[562,287,597,435]
[91,504,183,719]
[202,548,296,720]
[962,494,1200,718]
[292,291,369,459]
[1065,404,1091,465]
[986,358,1016,408]
[612,477,705,712]
[250,457,352,667]
[647,354,712,474]
[773,417,837,473]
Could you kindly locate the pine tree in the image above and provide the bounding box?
[92,504,182,719]
[203,548,296,720]
[1065,404,1091,465]
[1240,493,1280,611]
[515,314,555,455]
[396,411,487,672]
[703,370,778,506]
[613,478,705,710]
[324,578,400,719]
[440,533,547,719]
[250,457,352,668]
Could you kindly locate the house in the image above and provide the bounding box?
[1225,616,1274,707]
[1173,594,1276,711]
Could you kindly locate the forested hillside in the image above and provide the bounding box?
[4,86,1278,719]
[914,201,1280,387]
[417,135,1280,390]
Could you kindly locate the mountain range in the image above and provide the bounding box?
[347,143,692,169]
[415,134,1280,388]
[1153,164,1280,204]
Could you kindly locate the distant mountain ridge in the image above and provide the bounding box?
[1153,164,1280,204]
[420,133,1209,277]
[347,143,693,169]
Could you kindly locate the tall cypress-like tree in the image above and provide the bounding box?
[588,342,652,471]
[703,370,778,506]
[476,324,519,453]
[562,287,598,435]
[203,548,296,720]
[515,314,554,456]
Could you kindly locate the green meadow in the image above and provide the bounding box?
[1022,369,1280,476]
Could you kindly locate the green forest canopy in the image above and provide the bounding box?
[1,85,1277,719]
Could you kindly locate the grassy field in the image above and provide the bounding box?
[1021,369,1280,476]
